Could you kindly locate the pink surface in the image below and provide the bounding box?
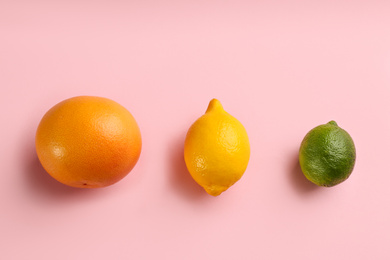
[1,1,390,259]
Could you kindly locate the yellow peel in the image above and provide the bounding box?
[184,99,250,196]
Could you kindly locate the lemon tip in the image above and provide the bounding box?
[204,185,228,196]
[206,98,224,113]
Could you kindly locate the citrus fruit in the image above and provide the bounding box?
[184,99,250,196]
[35,96,142,188]
[299,121,356,187]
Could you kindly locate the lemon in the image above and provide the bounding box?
[184,99,250,196]
[299,121,356,187]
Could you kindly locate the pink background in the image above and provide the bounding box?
[1,1,390,259]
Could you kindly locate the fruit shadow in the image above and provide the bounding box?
[23,133,103,203]
[287,150,320,194]
[168,133,209,201]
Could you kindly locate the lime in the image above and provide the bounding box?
[299,121,356,187]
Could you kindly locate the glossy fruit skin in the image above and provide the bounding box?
[184,99,250,196]
[299,121,356,187]
[35,96,142,188]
